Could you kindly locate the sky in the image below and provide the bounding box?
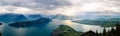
[0,0,120,16]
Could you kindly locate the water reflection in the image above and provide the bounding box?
[63,20,112,33]
[14,28,26,36]
[1,20,114,36]
[0,25,4,32]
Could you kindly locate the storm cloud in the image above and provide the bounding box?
[0,0,71,10]
[0,0,119,16]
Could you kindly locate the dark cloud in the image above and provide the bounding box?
[0,0,71,10]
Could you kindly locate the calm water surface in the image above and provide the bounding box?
[0,20,112,36]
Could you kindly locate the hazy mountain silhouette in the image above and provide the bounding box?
[0,13,28,23]
[9,18,52,28]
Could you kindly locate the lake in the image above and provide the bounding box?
[0,19,112,36]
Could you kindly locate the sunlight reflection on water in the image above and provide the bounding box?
[1,19,115,36]
[63,20,113,33]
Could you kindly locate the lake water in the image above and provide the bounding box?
[0,19,112,36]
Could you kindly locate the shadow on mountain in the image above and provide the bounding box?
[9,18,52,28]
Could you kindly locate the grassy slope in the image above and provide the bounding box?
[53,25,82,36]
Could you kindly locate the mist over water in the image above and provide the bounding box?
[0,19,112,36]
[0,0,119,36]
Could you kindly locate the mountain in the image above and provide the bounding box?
[72,18,120,27]
[26,14,42,20]
[52,24,120,36]
[9,18,52,28]
[51,25,80,36]
[0,13,28,23]
[74,12,120,20]
[14,14,28,22]
[50,14,73,20]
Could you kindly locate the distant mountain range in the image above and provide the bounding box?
[0,13,28,23]
[71,12,120,27]
[0,13,74,24]
[74,12,120,20]
[1,12,120,26]
[73,18,120,27]
[0,13,46,24]
[26,14,42,20]
[50,14,73,20]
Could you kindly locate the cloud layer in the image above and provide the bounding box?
[0,0,120,16]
